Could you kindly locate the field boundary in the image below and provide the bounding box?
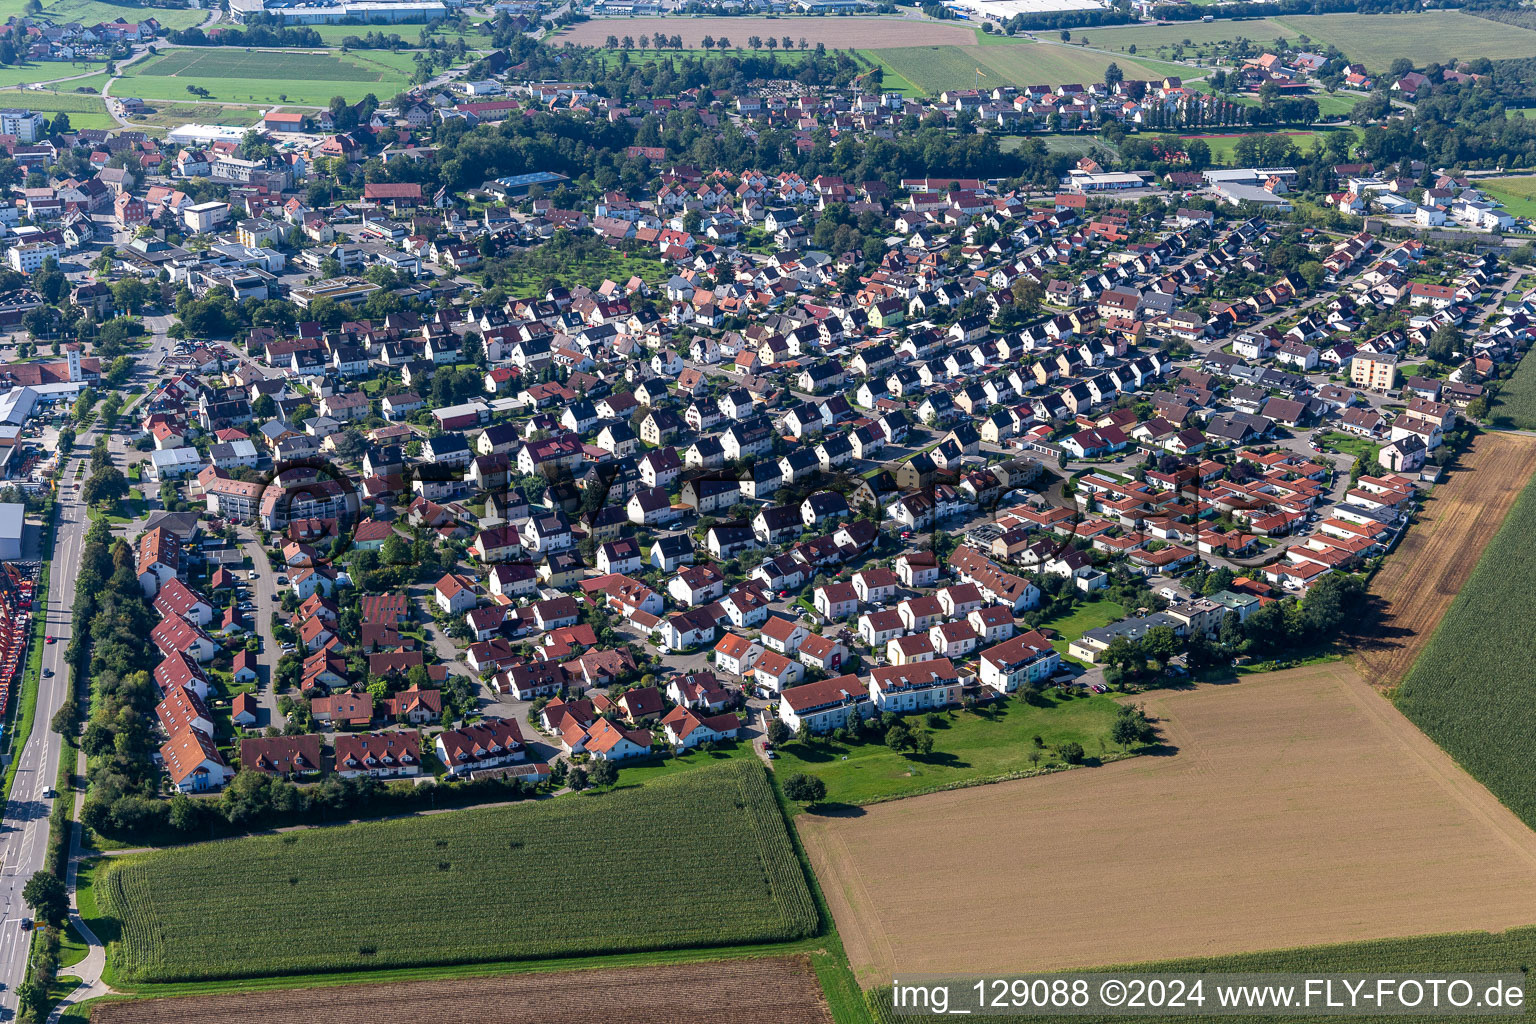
[1351,430,1536,689]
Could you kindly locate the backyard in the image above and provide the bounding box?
[772,689,1131,806]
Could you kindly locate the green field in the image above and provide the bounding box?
[864,42,1181,96]
[96,761,817,983]
[1492,345,1536,429]
[1178,128,1347,162]
[0,60,107,88]
[1314,430,1379,465]
[1275,11,1536,70]
[1395,471,1536,829]
[0,88,112,129]
[1480,176,1536,221]
[868,926,1536,1022]
[772,690,1131,805]
[1037,598,1125,664]
[1000,133,1118,159]
[1086,17,1295,57]
[117,47,414,104]
[0,0,208,29]
[121,101,262,133]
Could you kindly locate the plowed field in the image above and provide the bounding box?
[802,663,1536,985]
[1352,431,1536,689]
[90,956,833,1024]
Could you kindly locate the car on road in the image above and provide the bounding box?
[42,668,51,677]
[19,919,31,931]
[44,636,54,644]
[249,571,259,580]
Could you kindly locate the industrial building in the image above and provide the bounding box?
[0,503,23,561]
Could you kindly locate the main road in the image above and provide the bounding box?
[0,322,169,1016]
[0,456,89,1018]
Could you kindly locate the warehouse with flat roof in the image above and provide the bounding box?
[0,503,23,561]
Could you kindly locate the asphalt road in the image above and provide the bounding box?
[0,324,167,1015]
[0,459,87,1018]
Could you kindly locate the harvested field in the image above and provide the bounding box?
[1351,430,1536,689]
[89,956,833,1024]
[552,16,976,49]
[801,663,1536,985]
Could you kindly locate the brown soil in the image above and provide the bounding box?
[801,663,1536,986]
[1352,431,1536,689]
[90,956,833,1024]
[552,17,977,49]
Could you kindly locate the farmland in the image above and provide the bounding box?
[771,689,1130,806]
[0,0,207,29]
[114,48,415,106]
[89,956,834,1024]
[96,761,817,983]
[0,61,106,88]
[551,16,974,49]
[0,89,112,130]
[1085,11,1536,70]
[868,927,1536,1023]
[1086,17,1295,57]
[1352,431,1536,688]
[1395,465,1536,831]
[802,663,1536,985]
[120,103,262,134]
[1491,344,1536,429]
[1274,11,1536,70]
[1480,175,1536,221]
[866,43,1179,96]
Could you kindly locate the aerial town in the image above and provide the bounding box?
[0,0,1531,1021]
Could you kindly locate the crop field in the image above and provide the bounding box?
[1352,431,1536,688]
[867,43,1177,95]
[0,89,112,129]
[1273,12,1536,69]
[801,663,1536,985]
[1086,17,1295,54]
[553,16,974,49]
[1480,175,1536,221]
[89,956,834,1024]
[117,48,414,105]
[1492,344,1536,428]
[772,690,1128,805]
[0,0,206,29]
[97,761,817,983]
[1396,466,1536,831]
[868,927,1536,1023]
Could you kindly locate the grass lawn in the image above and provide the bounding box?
[0,60,107,88]
[484,246,671,294]
[1002,133,1118,159]
[117,48,413,105]
[1314,430,1379,465]
[121,102,263,133]
[1084,17,1295,55]
[1480,175,1536,221]
[607,737,754,787]
[774,690,1131,806]
[1177,129,1326,162]
[59,922,89,970]
[0,87,112,129]
[1274,11,1536,69]
[1036,598,1125,665]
